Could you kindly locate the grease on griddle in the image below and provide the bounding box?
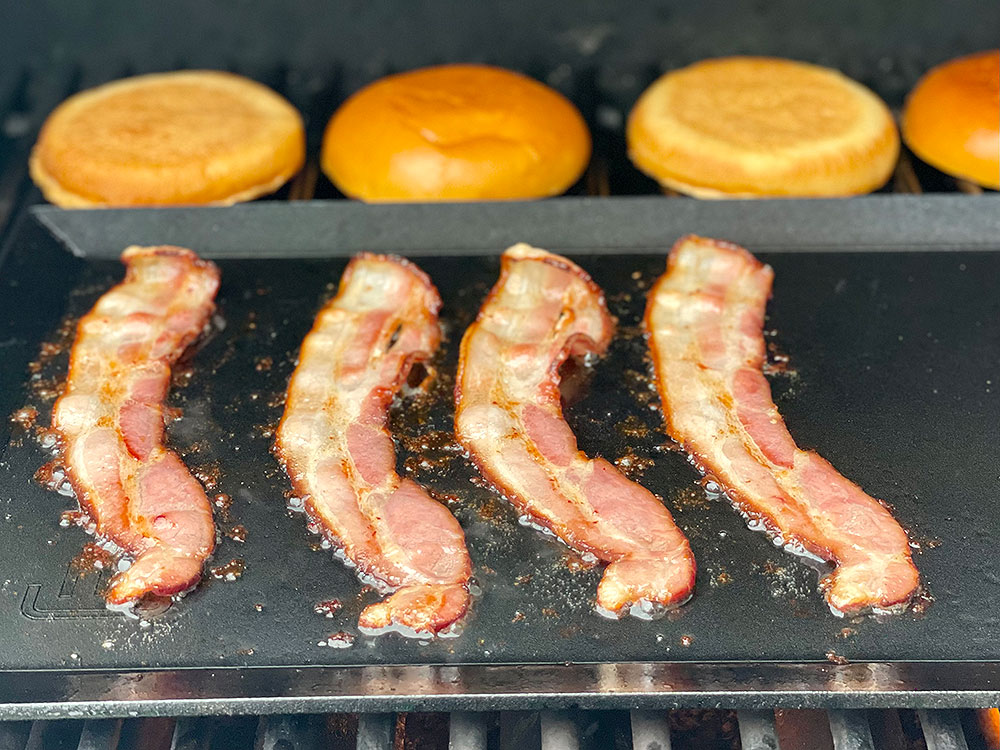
[615,414,650,439]
[212,492,233,514]
[209,558,246,582]
[613,447,656,479]
[192,463,221,491]
[225,524,247,543]
[254,355,273,372]
[318,631,356,648]
[314,599,343,618]
[36,460,73,496]
[825,650,849,665]
[70,541,117,576]
[9,406,38,430]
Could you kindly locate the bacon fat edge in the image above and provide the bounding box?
[276,254,472,634]
[52,245,220,604]
[455,243,696,616]
[645,235,919,614]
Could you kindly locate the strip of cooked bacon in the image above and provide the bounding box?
[645,235,920,614]
[276,254,471,634]
[52,246,219,605]
[455,244,695,616]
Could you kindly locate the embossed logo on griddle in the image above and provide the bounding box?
[21,562,115,620]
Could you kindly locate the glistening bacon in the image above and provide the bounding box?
[52,246,219,604]
[455,244,695,616]
[645,235,920,614]
[276,254,471,634]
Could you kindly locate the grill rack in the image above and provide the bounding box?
[0,55,989,247]
[0,708,990,749]
[0,59,995,750]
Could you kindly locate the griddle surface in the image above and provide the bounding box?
[1,200,998,675]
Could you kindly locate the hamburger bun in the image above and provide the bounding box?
[31,70,305,207]
[902,50,999,190]
[627,57,900,198]
[321,64,591,201]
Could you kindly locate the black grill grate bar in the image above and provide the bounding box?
[169,717,213,750]
[449,711,488,750]
[0,709,992,749]
[354,713,394,750]
[918,709,972,750]
[76,720,122,750]
[735,710,779,750]
[630,710,673,750]
[828,710,876,750]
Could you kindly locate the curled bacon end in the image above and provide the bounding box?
[52,246,219,605]
[456,243,696,617]
[645,235,919,615]
[358,583,471,634]
[276,253,472,634]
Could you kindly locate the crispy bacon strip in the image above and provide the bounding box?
[455,244,695,616]
[276,254,471,634]
[645,235,920,614]
[52,246,219,604]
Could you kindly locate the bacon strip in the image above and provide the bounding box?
[52,246,219,604]
[645,235,920,614]
[276,254,471,634]
[455,244,695,616]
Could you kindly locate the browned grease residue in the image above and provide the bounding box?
[254,356,273,372]
[672,486,712,511]
[71,542,116,576]
[314,599,343,618]
[826,650,849,665]
[615,414,649,439]
[225,525,247,543]
[614,447,656,479]
[210,558,246,581]
[193,464,221,490]
[34,460,68,492]
[10,406,38,430]
[680,634,694,647]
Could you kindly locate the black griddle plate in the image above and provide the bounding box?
[0,197,998,716]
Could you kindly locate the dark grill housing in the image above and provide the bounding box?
[1,3,997,749]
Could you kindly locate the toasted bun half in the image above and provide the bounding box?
[902,50,999,189]
[627,57,899,198]
[30,70,305,207]
[321,64,591,201]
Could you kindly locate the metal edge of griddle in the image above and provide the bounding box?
[0,661,999,719]
[29,195,1000,260]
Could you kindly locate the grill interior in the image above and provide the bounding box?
[0,6,996,747]
[0,50,990,246]
[0,708,994,749]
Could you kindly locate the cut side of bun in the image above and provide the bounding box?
[627,57,900,198]
[31,70,305,207]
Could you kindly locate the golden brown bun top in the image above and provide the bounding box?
[902,50,999,189]
[31,70,305,207]
[627,56,900,197]
[321,64,591,201]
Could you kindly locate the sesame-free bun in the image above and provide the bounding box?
[30,70,305,207]
[627,57,900,198]
[321,64,591,201]
[902,51,999,190]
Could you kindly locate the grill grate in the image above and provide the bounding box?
[0,709,992,749]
